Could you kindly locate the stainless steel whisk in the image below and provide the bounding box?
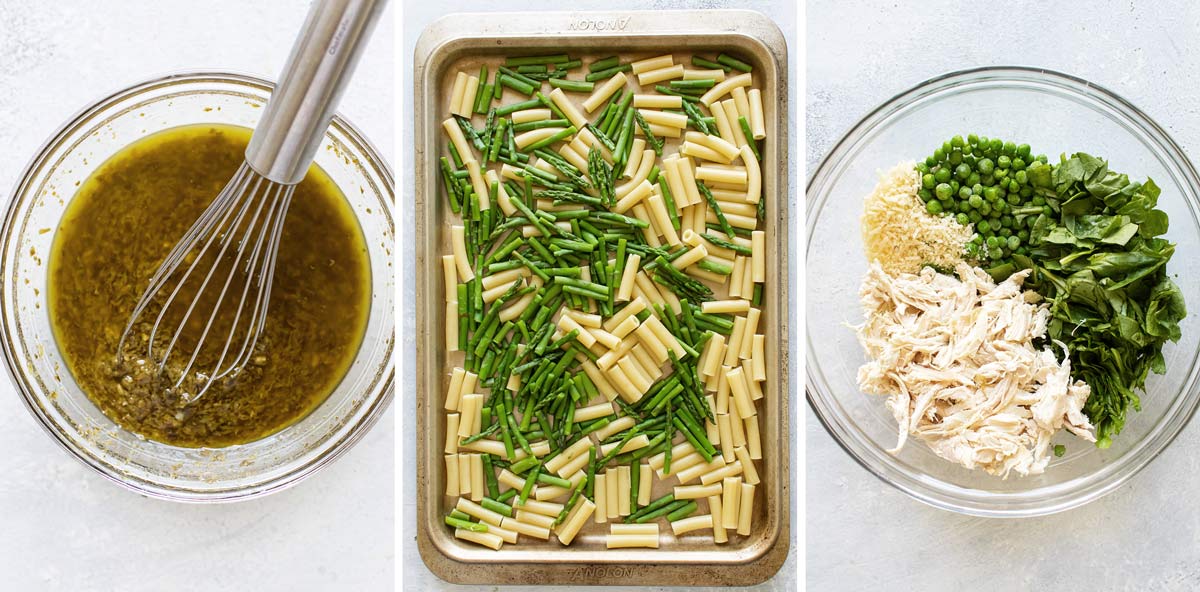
[117,0,386,401]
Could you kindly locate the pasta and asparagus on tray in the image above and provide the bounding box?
[437,51,770,550]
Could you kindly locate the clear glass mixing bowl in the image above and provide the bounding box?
[807,67,1200,516]
[1,72,395,502]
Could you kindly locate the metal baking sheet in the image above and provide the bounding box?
[413,10,789,586]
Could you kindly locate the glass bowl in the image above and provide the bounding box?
[1,72,395,502]
[807,66,1200,516]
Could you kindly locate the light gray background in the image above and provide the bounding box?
[0,2,394,591]
[399,1,797,590]
[808,1,1200,591]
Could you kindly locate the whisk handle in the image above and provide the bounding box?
[246,0,387,185]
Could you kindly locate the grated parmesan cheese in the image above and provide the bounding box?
[860,162,974,275]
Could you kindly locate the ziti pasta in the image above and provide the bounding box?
[438,50,769,551]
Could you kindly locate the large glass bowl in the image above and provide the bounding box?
[807,67,1200,516]
[1,72,395,502]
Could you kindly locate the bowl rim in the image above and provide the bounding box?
[0,69,396,503]
[806,65,1200,517]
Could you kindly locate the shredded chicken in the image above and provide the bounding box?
[855,262,1095,478]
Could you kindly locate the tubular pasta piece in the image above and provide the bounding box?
[444,455,459,495]
[636,64,684,86]
[556,499,596,545]
[450,225,474,281]
[741,143,761,206]
[455,528,503,550]
[671,514,714,536]
[674,483,723,499]
[606,534,659,549]
[583,72,629,113]
[751,230,765,282]
[747,88,766,139]
[734,446,759,485]
[738,483,756,535]
[631,54,674,74]
[549,87,588,128]
[723,99,748,148]
[633,94,683,109]
[709,495,728,543]
[700,72,753,107]
[721,477,741,529]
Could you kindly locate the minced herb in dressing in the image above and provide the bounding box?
[49,124,370,447]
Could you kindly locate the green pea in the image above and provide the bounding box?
[968,133,979,145]
[970,233,983,244]
[956,213,970,226]
[1012,158,1026,171]
[1032,195,1046,206]
[926,200,943,214]
[978,158,994,175]
[1002,141,1016,156]
[1036,154,1048,163]
[969,210,983,223]
[958,186,973,199]
[948,151,963,165]
[1014,170,1028,185]
[1017,144,1031,159]
[1017,229,1029,241]
[940,199,954,211]
[968,194,984,209]
[1007,236,1021,250]
[1008,179,1020,193]
[979,202,992,216]
[1001,215,1014,228]
[967,173,981,188]
[922,173,936,188]
[997,155,1011,169]
[942,141,953,154]
[1007,193,1021,205]
[989,138,1003,154]
[986,235,1000,249]
[984,187,999,201]
[950,180,960,192]
[1015,246,1028,255]
[1020,186,1033,198]
[935,183,952,200]
[933,148,946,162]
[934,167,952,183]
[1042,205,1052,215]
[977,220,991,234]
[925,156,937,167]
[951,135,964,147]
[972,183,983,195]
[994,168,1009,180]
[918,189,933,201]
[916,162,930,174]
[957,200,971,213]
[955,163,971,180]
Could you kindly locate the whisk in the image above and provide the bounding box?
[117,0,386,402]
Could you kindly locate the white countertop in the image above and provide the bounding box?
[0,2,394,590]
[399,1,798,590]
[807,1,1200,590]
